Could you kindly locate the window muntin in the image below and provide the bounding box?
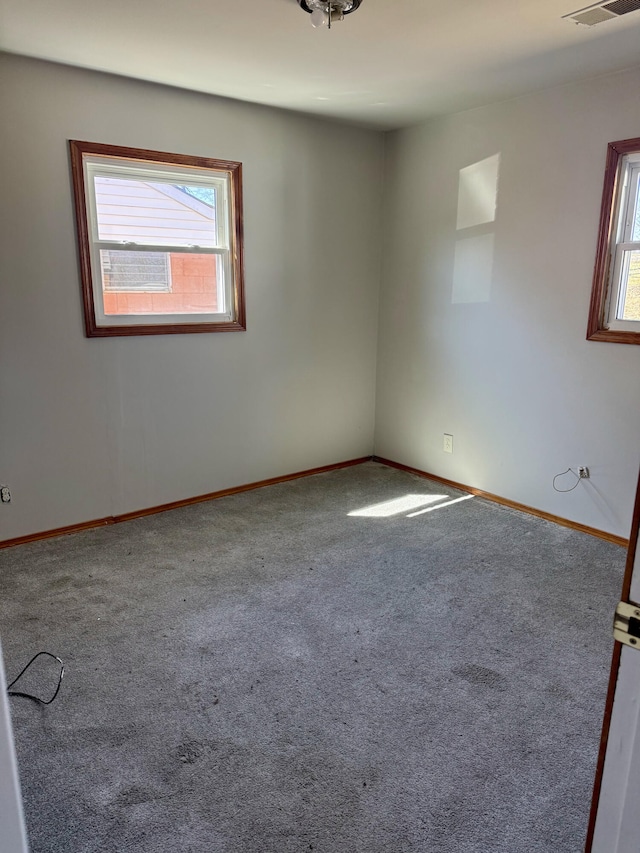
[70,141,245,336]
[587,139,640,344]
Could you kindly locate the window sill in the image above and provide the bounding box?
[586,326,640,345]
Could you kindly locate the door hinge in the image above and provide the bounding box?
[614,601,640,648]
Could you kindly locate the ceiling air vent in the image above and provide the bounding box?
[563,0,640,25]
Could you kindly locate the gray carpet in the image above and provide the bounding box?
[0,462,624,852]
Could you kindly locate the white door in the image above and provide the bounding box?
[589,469,640,853]
[0,641,30,853]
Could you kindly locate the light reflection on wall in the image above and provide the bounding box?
[452,153,500,304]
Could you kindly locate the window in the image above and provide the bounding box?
[587,137,640,344]
[69,141,245,336]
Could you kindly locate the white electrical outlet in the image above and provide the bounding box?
[0,486,11,503]
[443,434,453,454]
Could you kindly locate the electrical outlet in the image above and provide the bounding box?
[443,434,453,454]
[0,486,11,503]
[578,467,590,479]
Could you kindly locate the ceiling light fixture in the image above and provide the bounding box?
[297,0,363,29]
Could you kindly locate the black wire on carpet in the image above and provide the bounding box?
[7,652,65,705]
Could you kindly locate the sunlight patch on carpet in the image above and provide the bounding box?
[348,494,449,517]
[407,494,474,517]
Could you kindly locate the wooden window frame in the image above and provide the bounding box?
[69,140,246,337]
[587,137,640,345]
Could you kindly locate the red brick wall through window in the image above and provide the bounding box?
[102,253,218,315]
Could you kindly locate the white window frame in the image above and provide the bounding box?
[587,138,640,345]
[69,141,245,337]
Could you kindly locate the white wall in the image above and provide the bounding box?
[0,54,384,541]
[375,68,640,538]
[3,54,639,544]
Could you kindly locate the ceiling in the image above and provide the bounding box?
[1,0,640,129]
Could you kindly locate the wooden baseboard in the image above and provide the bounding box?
[372,456,629,548]
[1,455,628,551]
[0,516,114,550]
[0,457,371,550]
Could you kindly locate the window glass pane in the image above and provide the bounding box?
[101,250,170,292]
[101,252,221,316]
[618,250,640,321]
[633,172,640,241]
[94,177,217,247]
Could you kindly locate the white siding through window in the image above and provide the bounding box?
[94,178,216,247]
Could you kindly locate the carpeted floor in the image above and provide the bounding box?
[0,462,625,852]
